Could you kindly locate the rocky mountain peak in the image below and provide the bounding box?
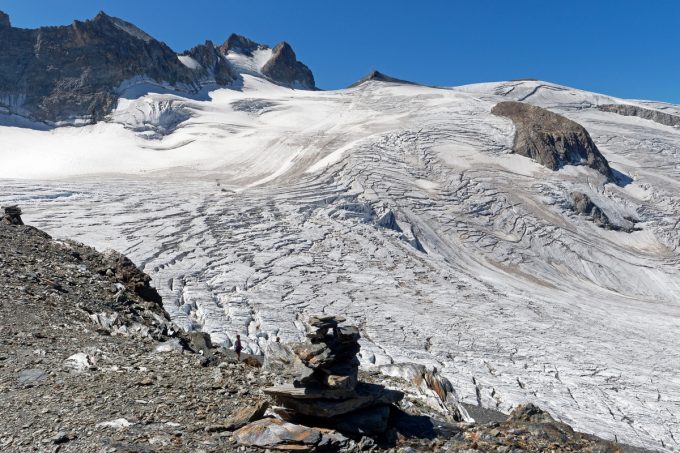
[349,70,416,88]
[219,33,266,56]
[0,11,232,124]
[261,41,315,89]
[180,40,234,85]
[0,10,10,28]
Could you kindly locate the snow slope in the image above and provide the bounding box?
[1,75,679,451]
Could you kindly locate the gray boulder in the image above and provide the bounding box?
[349,70,417,88]
[491,101,612,178]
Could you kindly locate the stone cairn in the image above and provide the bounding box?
[2,205,24,225]
[263,315,404,435]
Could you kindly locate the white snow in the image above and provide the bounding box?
[177,55,202,70]
[1,77,680,451]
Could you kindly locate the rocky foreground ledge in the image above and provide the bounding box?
[0,208,651,452]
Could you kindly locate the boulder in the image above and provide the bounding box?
[234,418,347,451]
[2,206,23,225]
[491,101,612,178]
[187,331,212,356]
[570,191,613,229]
[18,368,47,385]
[379,363,471,422]
[224,401,269,431]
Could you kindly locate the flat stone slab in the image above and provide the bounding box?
[234,418,347,451]
[266,383,404,418]
[265,384,356,400]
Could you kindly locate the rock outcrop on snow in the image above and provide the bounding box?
[349,70,417,88]
[570,191,637,232]
[491,101,613,178]
[598,103,680,128]
[261,41,316,90]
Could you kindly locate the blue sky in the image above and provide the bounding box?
[1,0,678,102]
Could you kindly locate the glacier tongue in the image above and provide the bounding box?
[1,78,680,451]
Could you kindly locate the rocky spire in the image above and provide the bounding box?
[261,41,315,90]
[219,33,266,56]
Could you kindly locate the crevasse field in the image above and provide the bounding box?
[1,54,679,451]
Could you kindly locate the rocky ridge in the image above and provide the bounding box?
[491,101,613,178]
[598,103,680,128]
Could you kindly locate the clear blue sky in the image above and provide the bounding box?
[1,0,678,102]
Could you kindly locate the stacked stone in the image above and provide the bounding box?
[2,205,24,225]
[292,315,360,391]
[264,315,403,435]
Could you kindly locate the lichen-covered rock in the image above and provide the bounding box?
[491,101,612,178]
[261,42,315,90]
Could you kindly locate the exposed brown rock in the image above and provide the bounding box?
[491,101,612,178]
[224,401,269,431]
[233,418,348,451]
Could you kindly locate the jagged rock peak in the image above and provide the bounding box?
[180,40,234,85]
[0,11,230,124]
[219,33,268,56]
[349,70,416,88]
[491,101,613,179]
[0,10,10,28]
[89,11,155,43]
[261,41,315,90]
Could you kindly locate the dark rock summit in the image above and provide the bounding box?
[179,40,233,85]
[0,10,10,28]
[492,101,612,178]
[261,42,316,90]
[349,70,416,88]
[0,12,232,124]
[219,33,264,56]
[598,103,680,128]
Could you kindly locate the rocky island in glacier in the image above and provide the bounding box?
[0,9,678,452]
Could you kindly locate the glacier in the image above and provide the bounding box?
[1,75,679,451]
